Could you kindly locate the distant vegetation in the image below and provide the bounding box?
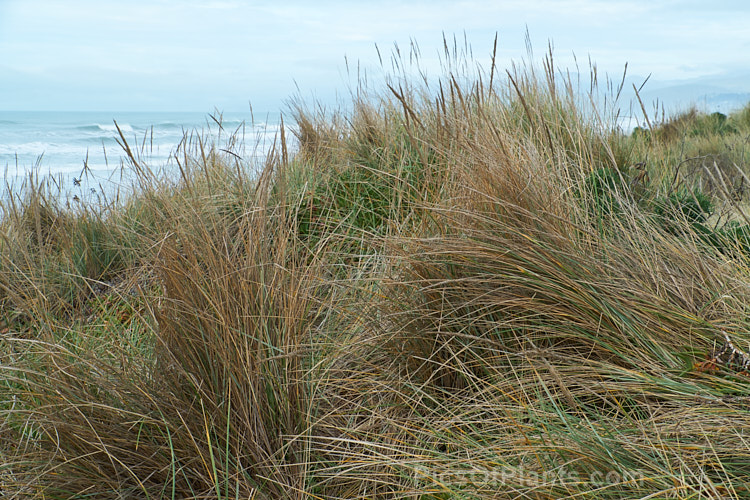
[3,41,750,498]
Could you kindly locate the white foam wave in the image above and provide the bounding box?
[0,141,78,155]
[98,123,134,133]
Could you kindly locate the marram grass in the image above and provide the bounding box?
[2,43,750,498]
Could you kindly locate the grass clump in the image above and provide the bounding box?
[3,39,750,498]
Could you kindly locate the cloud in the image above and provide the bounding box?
[1,0,749,111]
[200,1,242,8]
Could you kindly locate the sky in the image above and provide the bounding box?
[1,0,749,113]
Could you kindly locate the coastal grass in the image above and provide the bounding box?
[3,42,750,498]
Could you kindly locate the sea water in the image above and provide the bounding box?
[0,110,282,200]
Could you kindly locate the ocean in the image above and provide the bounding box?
[0,110,282,199]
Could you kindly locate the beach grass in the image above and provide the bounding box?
[3,41,750,498]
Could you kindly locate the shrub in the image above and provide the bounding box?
[653,187,714,225]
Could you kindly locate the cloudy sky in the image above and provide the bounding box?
[1,0,749,113]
